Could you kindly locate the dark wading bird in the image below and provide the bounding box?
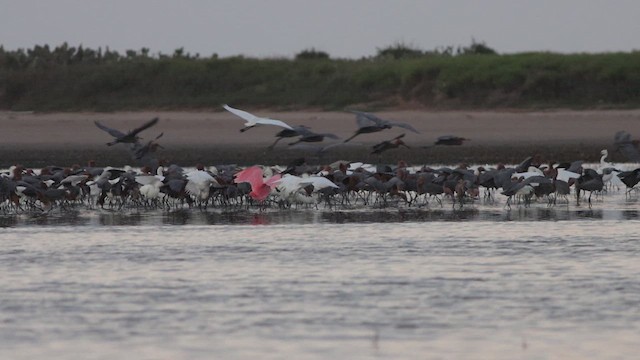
[344,111,419,143]
[223,104,294,133]
[435,135,470,146]
[94,117,159,146]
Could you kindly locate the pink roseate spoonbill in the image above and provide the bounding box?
[234,166,282,201]
[94,117,159,146]
[223,104,294,133]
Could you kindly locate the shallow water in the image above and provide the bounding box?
[2,195,640,359]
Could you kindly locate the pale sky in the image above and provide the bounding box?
[1,0,639,58]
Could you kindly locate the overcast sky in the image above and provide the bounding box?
[2,0,639,58]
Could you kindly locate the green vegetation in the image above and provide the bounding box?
[1,42,640,111]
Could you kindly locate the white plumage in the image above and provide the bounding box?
[223,104,293,132]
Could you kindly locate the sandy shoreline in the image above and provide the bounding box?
[1,109,639,167]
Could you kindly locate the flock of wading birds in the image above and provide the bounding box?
[2,105,640,213]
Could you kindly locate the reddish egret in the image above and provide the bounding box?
[94,117,159,146]
[371,133,410,156]
[344,111,419,143]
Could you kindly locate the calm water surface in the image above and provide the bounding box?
[2,203,640,359]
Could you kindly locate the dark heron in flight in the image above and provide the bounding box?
[371,133,410,155]
[288,127,340,146]
[344,111,419,143]
[435,135,469,146]
[613,130,640,163]
[94,117,159,146]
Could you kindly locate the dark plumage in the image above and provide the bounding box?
[94,117,159,146]
[435,135,469,146]
[344,111,419,143]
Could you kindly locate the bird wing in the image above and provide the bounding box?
[351,110,385,125]
[556,169,581,182]
[135,175,162,186]
[223,104,293,129]
[617,143,640,163]
[275,174,303,195]
[60,174,88,186]
[264,173,282,189]
[320,132,340,140]
[186,170,215,184]
[305,176,339,190]
[512,171,545,180]
[353,112,378,128]
[130,117,159,136]
[224,104,259,125]
[94,121,126,138]
[255,118,294,130]
[294,127,315,136]
[389,121,419,133]
[234,166,264,190]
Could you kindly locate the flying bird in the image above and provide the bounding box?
[288,127,340,146]
[613,130,640,163]
[344,110,419,143]
[94,117,159,146]
[371,133,410,155]
[435,135,469,146]
[223,104,294,132]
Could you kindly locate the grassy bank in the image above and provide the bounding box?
[2,44,640,111]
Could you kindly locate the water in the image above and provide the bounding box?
[2,204,640,359]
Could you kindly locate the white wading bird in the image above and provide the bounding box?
[223,104,294,132]
[274,174,339,204]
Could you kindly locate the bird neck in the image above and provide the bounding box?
[600,152,607,165]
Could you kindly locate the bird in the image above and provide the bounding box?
[616,168,640,195]
[223,104,294,132]
[268,125,339,149]
[598,149,624,190]
[288,127,340,146]
[435,135,469,146]
[371,134,410,160]
[344,111,419,143]
[575,168,604,207]
[613,130,640,163]
[94,117,159,146]
[268,126,308,149]
[132,132,164,160]
[233,166,282,202]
